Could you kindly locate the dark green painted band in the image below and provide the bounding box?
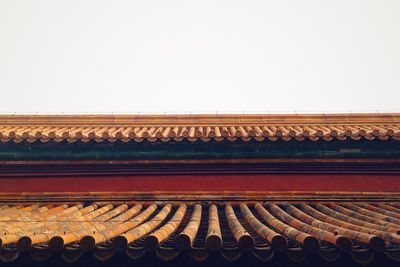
[0,139,399,160]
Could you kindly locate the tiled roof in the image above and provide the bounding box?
[0,113,399,143]
[1,200,400,264]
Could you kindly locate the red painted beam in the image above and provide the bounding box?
[0,174,399,192]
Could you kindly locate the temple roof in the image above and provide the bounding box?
[0,113,399,143]
[1,198,400,265]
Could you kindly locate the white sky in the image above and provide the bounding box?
[0,0,399,114]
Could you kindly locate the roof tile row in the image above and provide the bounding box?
[1,201,400,264]
[0,124,399,143]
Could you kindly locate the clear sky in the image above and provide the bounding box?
[0,0,399,114]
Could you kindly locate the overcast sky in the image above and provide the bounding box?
[0,0,399,114]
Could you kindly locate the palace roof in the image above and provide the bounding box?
[1,196,400,265]
[0,113,399,143]
[1,113,400,266]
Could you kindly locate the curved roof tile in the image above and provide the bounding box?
[0,113,399,143]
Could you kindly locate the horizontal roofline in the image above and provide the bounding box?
[1,113,399,143]
[1,113,400,126]
[2,191,400,202]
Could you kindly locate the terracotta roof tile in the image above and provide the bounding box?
[1,199,400,264]
[0,113,399,143]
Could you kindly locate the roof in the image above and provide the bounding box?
[0,113,399,143]
[1,198,400,265]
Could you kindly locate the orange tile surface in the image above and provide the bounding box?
[1,198,400,264]
[0,113,399,143]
